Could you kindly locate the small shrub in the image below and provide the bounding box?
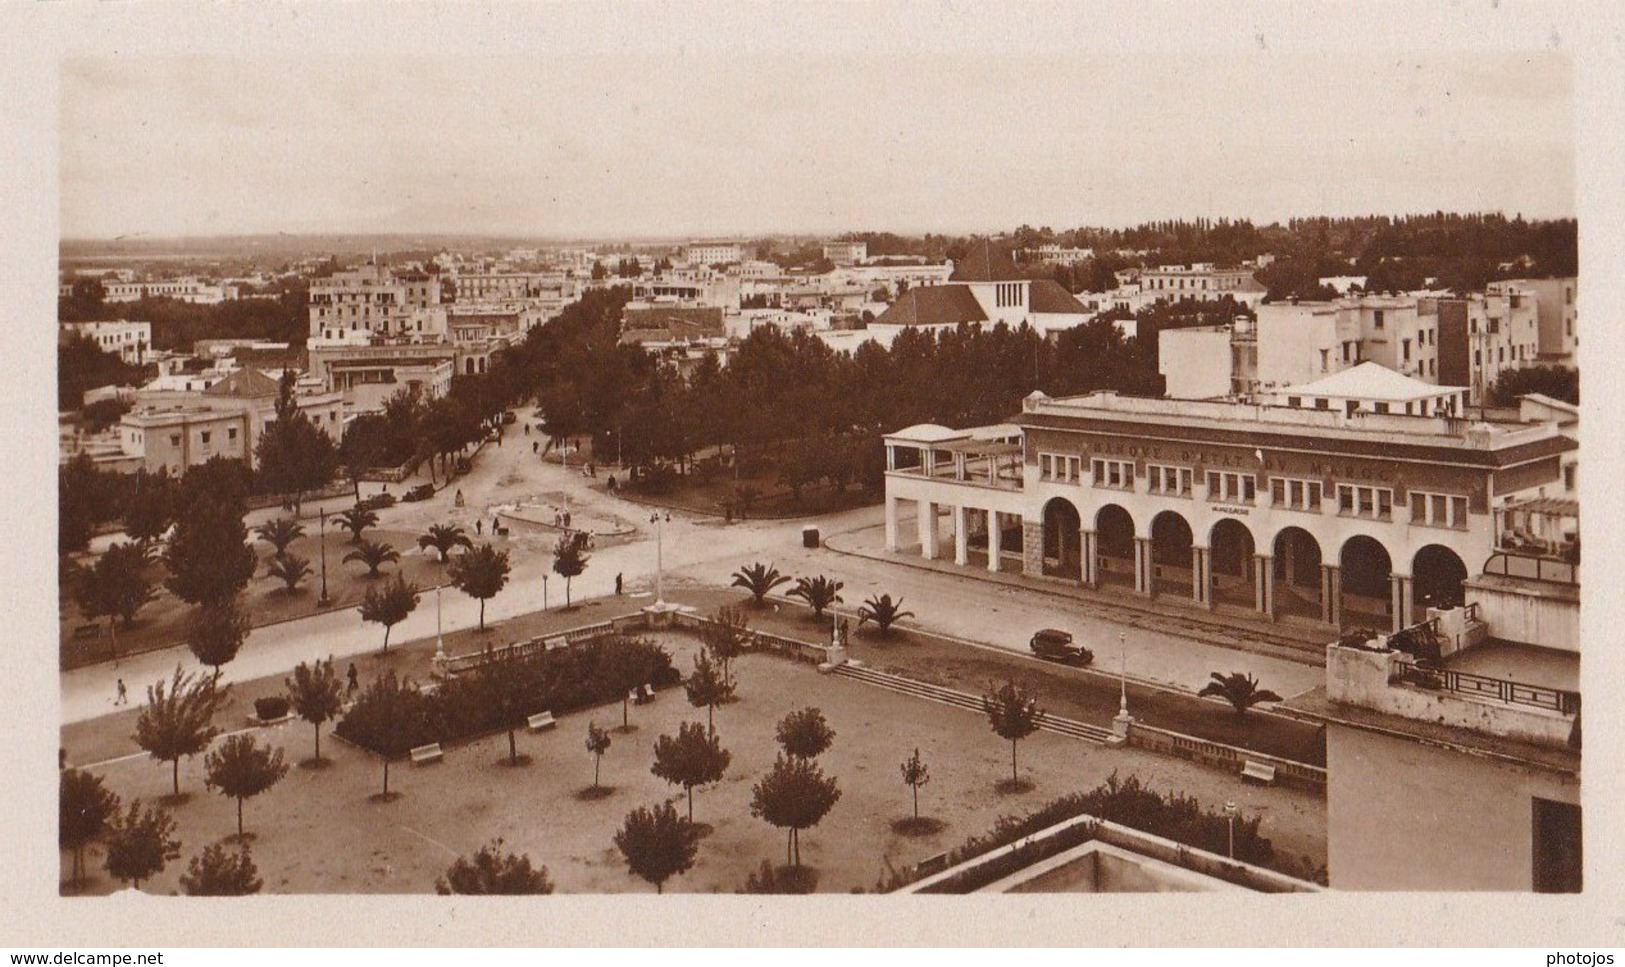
[252,696,290,721]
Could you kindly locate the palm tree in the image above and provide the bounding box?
[1197,672,1284,718]
[787,575,843,620]
[342,539,400,578]
[729,562,792,606]
[857,593,914,635]
[417,523,473,564]
[253,517,305,558]
[264,553,312,593]
[335,506,379,544]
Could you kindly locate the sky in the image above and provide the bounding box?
[58,28,1574,240]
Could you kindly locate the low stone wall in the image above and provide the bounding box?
[1125,722,1327,795]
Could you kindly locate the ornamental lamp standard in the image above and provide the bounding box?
[649,511,671,607]
[1224,801,1239,859]
[1118,631,1128,717]
[317,507,331,607]
[433,584,446,665]
[541,573,549,612]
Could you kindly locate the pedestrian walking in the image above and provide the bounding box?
[533,440,539,454]
[615,572,623,595]
[476,519,483,535]
[346,663,359,696]
[115,678,127,706]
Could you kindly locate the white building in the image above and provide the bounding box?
[867,243,1091,346]
[308,264,443,344]
[102,277,225,304]
[821,241,867,266]
[1137,263,1266,307]
[682,242,743,267]
[1028,244,1095,266]
[59,320,152,365]
[1492,278,1577,369]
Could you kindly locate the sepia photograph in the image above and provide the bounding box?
[7,0,1625,950]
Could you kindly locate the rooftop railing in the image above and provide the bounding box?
[1391,658,1579,715]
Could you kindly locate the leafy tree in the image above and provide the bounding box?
[585,721,612,789]
[613,802,699,894]
[683,648,734,734]
[58,334,145,410]
[134,665,226,797]
[175,456,252,519]
[343,538,401,578]
[699,605,749,683]
[551,532,590,608]
[265,552,313,593]
[448,543,510,631]
[417,522,472,564]
[350,670,435,797]
[163,492,256,606]
[203,734,288,838]
[254,516,305,558]
[857,593,914,635]
[72,541,156,661]
[254,370,339,511]
[60,768,119,889]
[749,753,842,868]
[359,574,419,653]
[180,842,263,896]
[285,657,344,763]
[184,598,250,678]
[775,707,836,760]
[472,652,541,766]
[1486,364,1579,407]
[123,469,177,546]
[650,722,732,823]
[900,748,931,820]
[603,634,659,730]
[103,800,180,890]
[1197,671,1284,718]
[436,839,555,895]
[787,575,843,619]
[982,680,1046,787]
[730,561,791,606]
[334,505,379,544]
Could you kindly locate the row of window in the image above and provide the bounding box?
[993,282,1026,308]
[1037,452,1082,482]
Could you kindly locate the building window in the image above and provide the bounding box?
[1374,402,1389,414]
[1314,398,1329,410]
[1147,464,1193,497]
[1270,477,1322,512]
[1338,484,1394,520]
[1409,490,1469,528]
[1532,798,1582,893]
[1287,396,1302,408]
[1563,464,1576,491]
[1206,471,1255,504]
[1091,458,1133,490]
[170,434,181,447]
[1038,453,1081,482]
[228,428,238,441]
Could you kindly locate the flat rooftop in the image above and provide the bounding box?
[1444,638,1577,694]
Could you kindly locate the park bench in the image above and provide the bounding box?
[640,683,656,703]
[1240,760,1277,785]
[527,711,557,733]
[545,636,569,650]
[627,688,641,706]
[73,624,101,640]
[410,743,444,766]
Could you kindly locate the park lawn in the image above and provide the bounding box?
[60,528,460,671]
[63,627,1327,896]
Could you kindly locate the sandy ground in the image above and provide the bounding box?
[62,630,1326,896]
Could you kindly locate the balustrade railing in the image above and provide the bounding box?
[1392,658,1579,715]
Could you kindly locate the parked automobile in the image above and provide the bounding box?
[1029,629,1092,666]
[358,492,397,512]
[501,410,518,425]
[401,483,435,503]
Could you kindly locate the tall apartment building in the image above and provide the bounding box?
[307,264,443,343]
[1436,288,1540,404]
[1253,296,1441,392]
[1492,278,1577,369]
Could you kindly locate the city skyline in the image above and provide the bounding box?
[62,49,1573,241]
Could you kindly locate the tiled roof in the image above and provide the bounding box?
[1029,279,1088,314]
[201,367,282,399]
[872,285,989,328]
[949,241,1023,282]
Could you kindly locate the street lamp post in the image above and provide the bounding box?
[317,508,330,607]
[434,584,446,664]
[649,511,671,606]
[1224,801,1239,859]
[1118,631,1128,717]
[542,574,549,612]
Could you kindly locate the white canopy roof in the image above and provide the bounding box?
[1280,362,1463,403]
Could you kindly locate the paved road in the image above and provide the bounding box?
[61,407,1324,723]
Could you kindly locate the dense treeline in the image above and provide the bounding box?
[58,336,149,410]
